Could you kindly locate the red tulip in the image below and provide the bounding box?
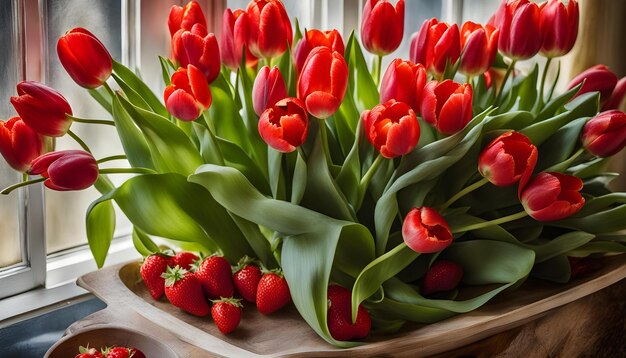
[171,24,220,83]
[459,22,499,77]
[520,172,585,222]
[567,65,618,106]
[602,77,626,111]
[220,8,258,70]
[56,28,113,89]
[420,80,473,135]
[0,117,46,173]
[410,19,460,76]
[402,207,453,254]
[478,131,538,187]
[253,66,288,117]
[489,0,542,60]
[30,150,98,191]
[164,65,212,122]
[539,0,579,58]
[258,97,309,153]
[168,1,207,38]
[10,81,73,137]
[581,110,626,158]
[361,0,405,56]
[362,100,420,158]
[294,29,344,74]
[297,47,348,119]
[246,0,293,59]
[379,59,427,112]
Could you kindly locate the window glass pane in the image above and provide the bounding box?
[462,0,500,24]
[45,0,131,254]
[0,0,24,269]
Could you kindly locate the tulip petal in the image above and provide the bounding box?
[166,89,201,122]
[304,91,340,119]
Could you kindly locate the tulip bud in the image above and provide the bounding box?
[539,0,579,58]
[172,24,221,83]
[478,131,538,187]
[0,117,46,173]
[361,0,405,56]
[258,97,309,153]
[10,81,73,137]
[246,0,293,59]
[602,77,626,111]
[294,29,345,74]
[56,28,113,89]
[164,65,212,122]
[520,172,585,222]
[297,47,348,119]
[30,150,98,191]
[581,110,626,158]
[402,207,453,254]
[459,22,499,77]
[410,19,460,76]
[489,0,542,60]
[168,1,207,38]
[362,100,420,159]
[567,65,618,106]
[220,8,258,71]
[420,80,473,135]
[379,59,427,112]
[253,66,288,117]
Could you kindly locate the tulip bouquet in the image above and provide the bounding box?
[3,0,626,348]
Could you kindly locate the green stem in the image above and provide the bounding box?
[96,155,128,164]
[440,177,490,211]
[360,154,385,189]
[1,177,46,195]
[545,147,586,172]
[98,167,156,175]
[495,60,517,106]
[452,211,528,234]
[538,57,553,110]
[67,129,91,153]
[22,172,28,182]
[318,118,332,165]
[67,115,115,126]
[374,55,383,87]
[201,112,225,166]
[102,81,115,98]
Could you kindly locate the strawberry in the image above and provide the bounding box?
[75,345,103,358]
[172,251,199,271]
[421,260,463,295]
[232,257,262,302]
[162,265,210,316]
[211,297,243,334]
[140,253,172,300]
[103,347,132,358]
[256,269,291,314]
[568,256,601,279]
[194,255,234,299]
[327,285,371,341]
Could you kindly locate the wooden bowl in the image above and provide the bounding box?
[44,325,178,358]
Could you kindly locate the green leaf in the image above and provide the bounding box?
[535,83,582,122]
[536,117,588,171]
[210,73,254,153]
[159,56,176,86]
[132,226,159,257]
[531,255,571,283]
[336,120,364,207]
[112,60,168,117]
[291,152,307,205]
[556,204,626,233]
[569,241,626,255]
[86,199,116,268]
[268,148,286,200]
[345,33,378,111]
[111,73,152,112]
[111,96,155,170]
[88,88,112,113]
[528,231,595,263]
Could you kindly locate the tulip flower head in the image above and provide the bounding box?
[362,100,420,159]
[459,22,499,77]
[410,18,460,76]
[57,28,112,89]
[171,24,221,83]
[246,0,293,59]
[603,77,626,111]
[489,0,542,60]
[567,65,618,106]
[0,117,46,173]
[361,0,405,56]
[294,29,345,74]
[221,8,258,70]
[581,110,626,158]
[253,66,288,117]
[520,172,585,222]
[10,81,73,137]
[379,59,427,112]
[168,1,207,37]
[297,46,348,119]
[478,131,538,187]
[539,0,579,58]
[30,150,99,191]
[164,65,212,122]
[420,80,473,135]
[258,97,309,153]
[402,207,453,254]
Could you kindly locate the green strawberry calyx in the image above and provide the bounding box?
[211,297,243,308]
[161,265,188,287]
[232,255,260,274]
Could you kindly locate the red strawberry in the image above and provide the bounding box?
[162,265,210,316]
[422,260,463,295]
[233,257,262,302]
[211,297,243,334]
[104,347,132,358]
[327,285,371,341]
[172,251,199,270]
[194,255,235,299]
[75,345,103,358]
[140,253,172,300]
[568,256,601,279]
[256,269,291,314]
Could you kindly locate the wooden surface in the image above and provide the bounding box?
[72,255,626,357]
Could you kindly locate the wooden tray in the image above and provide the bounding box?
[76,255,626,357]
